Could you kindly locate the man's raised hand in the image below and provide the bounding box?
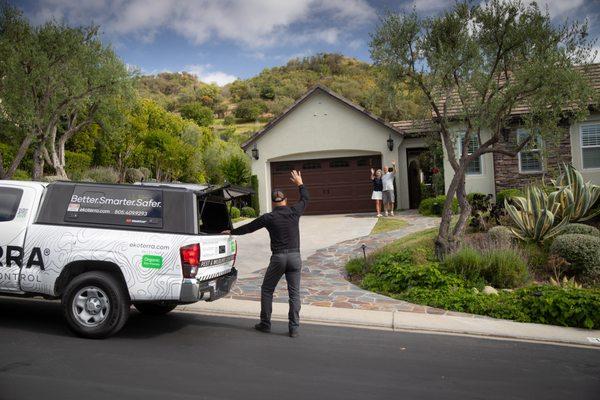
[290,170,303,186]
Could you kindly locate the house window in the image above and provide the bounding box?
[457,133,482,175]
[517,129,543,173]
[581,123,600,169]
[329,159,350,168]
[302,161,321,170]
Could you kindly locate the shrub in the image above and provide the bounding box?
[418,195,458,216]
[65,151,92,177]
[12,169,30,181]
[516,286,600,329]
[83,167,119,183]
[362,261,464,294]
[488,226,513,244]
[241,206,256,218]
[496,188,523,207]
[442,246,528,288]
[466,192,485,204]
[124,168,144,183]
[559,223,600,237]
[442,247,487,284]
[230,206,241,219]
[345,258,366,277]
[234,100,263,121]
[399,285,600,329]
[180,103,214,127]
[139,167,151,179]
[223,115,236,125]
[483,249,529,288]
[550,234,600,281]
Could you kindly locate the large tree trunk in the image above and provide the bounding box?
[0,134,34,179]
[32,144,45,180]
[435,165,471,260]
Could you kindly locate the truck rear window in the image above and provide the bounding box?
[0,187,23,222]
[64,185,164,229]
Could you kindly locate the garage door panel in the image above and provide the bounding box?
[270,155,382,215]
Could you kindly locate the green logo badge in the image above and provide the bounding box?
[142,255,163,269]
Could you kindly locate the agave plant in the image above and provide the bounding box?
[552,163,600,222]
[504,186,572,242]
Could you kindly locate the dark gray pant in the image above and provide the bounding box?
[260,252,302,331]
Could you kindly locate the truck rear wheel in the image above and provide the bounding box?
[134,302,178,315]
[62,271,130,339]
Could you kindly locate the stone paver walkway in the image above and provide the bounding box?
[228,211,476,316]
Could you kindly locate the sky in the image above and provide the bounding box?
[11,0,600,86]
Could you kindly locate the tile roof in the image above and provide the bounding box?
[391,63,600,135]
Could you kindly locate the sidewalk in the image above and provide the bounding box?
[179,298,600,348]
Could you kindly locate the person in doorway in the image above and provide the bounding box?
[222,170,308,338]
[382,161,396,216]
[370,168,383,217]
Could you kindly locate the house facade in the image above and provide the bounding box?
[242,66,600,215]
[241,85,428,214]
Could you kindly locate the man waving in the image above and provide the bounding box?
[224,170,309,338]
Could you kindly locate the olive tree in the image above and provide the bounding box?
[0,4,133,180]
[370,0,596,258]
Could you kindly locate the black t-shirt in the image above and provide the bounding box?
[372,178,383,191]
[231,185,309,253]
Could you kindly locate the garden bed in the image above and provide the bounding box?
[346,229,600,329]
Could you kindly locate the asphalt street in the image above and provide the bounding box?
[0,298,598,400]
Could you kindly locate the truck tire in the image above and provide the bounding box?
[134,302,178,315]
[62,271,130,339]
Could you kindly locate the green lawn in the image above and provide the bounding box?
[370,217,409,235]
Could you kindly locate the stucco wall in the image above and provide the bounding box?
[442,128,496,197]
[570,112,600,185]
[245,90,402,213]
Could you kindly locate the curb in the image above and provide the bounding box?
[178,298,600,349]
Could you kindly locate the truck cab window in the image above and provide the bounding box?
[0,187,23,222]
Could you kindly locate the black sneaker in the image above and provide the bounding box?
[289,330,299,338]
[254,323,271,333]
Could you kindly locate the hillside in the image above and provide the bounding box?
[136,53,427,145]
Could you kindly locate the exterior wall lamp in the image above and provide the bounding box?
[251,144,259,160]
[387,134,394,151]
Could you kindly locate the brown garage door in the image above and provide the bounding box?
[270,155,382,215]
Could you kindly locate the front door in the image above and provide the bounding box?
[408,160,422,209]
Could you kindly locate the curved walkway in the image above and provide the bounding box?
[229,211,473,316]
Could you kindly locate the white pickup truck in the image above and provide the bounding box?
[0,180,241,338]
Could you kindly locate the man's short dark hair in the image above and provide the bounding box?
[272,190,286,203]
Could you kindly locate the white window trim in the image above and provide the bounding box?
[456,132,483,176]
[517,129,544,174]
[580,122,600,171]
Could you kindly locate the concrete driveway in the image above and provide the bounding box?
[233,214,377,278]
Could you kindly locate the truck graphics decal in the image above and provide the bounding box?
[0,246,44,270]
[15,225,234,301]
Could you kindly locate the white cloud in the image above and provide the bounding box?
[406,0,453,12]
[27,0,376,48]
[526,0,585,18]
[185,64,237,86]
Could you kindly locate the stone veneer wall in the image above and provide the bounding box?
[493,126,572,193]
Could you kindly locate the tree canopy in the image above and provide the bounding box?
[370,0,597,258]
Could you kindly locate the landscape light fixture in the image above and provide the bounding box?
[387,134,394,151]
[252,144,259,160]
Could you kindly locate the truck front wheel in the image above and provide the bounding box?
[62,271,130,339]
[134,302,178,315]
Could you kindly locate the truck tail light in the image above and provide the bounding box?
[180,243,200,279]
[232,239,237,267]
